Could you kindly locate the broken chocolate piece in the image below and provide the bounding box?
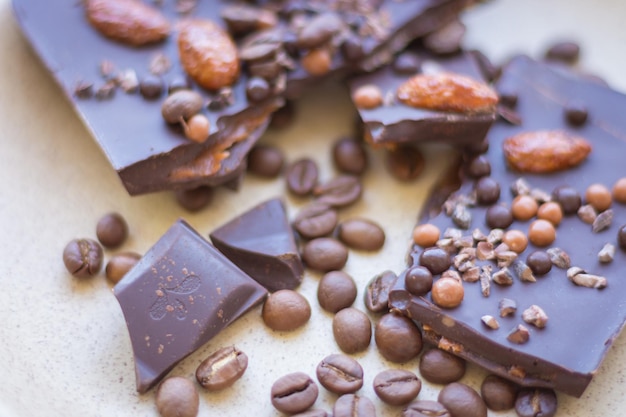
[113,219,267,393]
[210,198,304,292]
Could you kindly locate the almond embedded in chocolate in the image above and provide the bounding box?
[503,130,592,173]
[396,72,498,113]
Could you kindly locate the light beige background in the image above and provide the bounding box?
[1,0,625,416]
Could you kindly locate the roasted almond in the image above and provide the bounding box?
[85,0,170,46]
[503,130,592,173]
[178,19,240,91]
[396,72,498,113]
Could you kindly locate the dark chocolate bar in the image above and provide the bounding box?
[348,49,496,148]
[113,219,267,393]
[390,55,626,397]
[210,198,304,292]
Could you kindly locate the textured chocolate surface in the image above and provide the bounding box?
[349,50,496,147]
[113,219,267,393]
[211,198,304,292]
[390,55,626,397]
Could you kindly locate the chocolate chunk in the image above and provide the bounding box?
[113,219,267,392]
[210,198,303,292]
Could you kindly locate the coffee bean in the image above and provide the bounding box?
[485,204,514,229]
[271,372,319,414]
[419,349,466,384]
[333,307,372,354]
[552,185,581,214]
[337,218,385,251]
[195,346,248,391]
[544,41,580,65]
[404,266,433,296]
[332,137,368,175]
[393,52,421,74]
[364,270,398,313]
[475,177,500,205]
[174,186,213,212]
[402,400,451,417]
[262,290,311,331]
[296,12,343,49]
[373,369,421,406]
[63,238,103,278]
[287,158,319,195]
[96,212,128,248]
[155,376,199,417]
[480,374,519,411]
[247,144,284,178]
[375,313,422,363]
[514,388,557,417]
[334,394,376,417]
[139,74,163,100]
[317,271,357,313]
[105,251,141,284]
[293,202,338,239]
[438,382,487,417]
[419,247,451,275]
[316,353,364,394]
[526,250,552,276]
[386,146,425,181]
[466,155,491,178]
[313,175,362,208]
[302,237,348,272]
[292,410,329,417]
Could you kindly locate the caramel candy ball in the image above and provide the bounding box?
[503,230,528,253]
[528,219,556,247]
[431,277,464,309]
[352,84,383,109]
[511,195,538,221]
[413,224,441,248]
[536,202,563,226]
[585,183,612,212]
[612,178,626,203]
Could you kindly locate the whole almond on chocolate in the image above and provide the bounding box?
[85,0,170,46]
[178,19,240,91]
[397,73,498,113]
[503,130,591,173]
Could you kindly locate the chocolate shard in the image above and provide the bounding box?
[113,219,267,393]
[391,55,626,397]
[210,198,304,292]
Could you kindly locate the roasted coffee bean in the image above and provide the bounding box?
[375,313,422,363]
[96,212,128,248]
[419,247,451,275]
[286,158,319,195]
[526,250,552,276]
[438,382,487,417]
[405,266,433,296]
[139,74,163,100]
[296,12,343,49]
[386,146,425,181]
[247,144,284,178]
[364,270,398,313]
[220,4,277,35]
[196,346,248,391]
[334,394,376,417]
[174,186,213,212]
[105,251,141,284]
[485,204,514,229]
[63,238,103,278]
[480,374,519,411]
[333,307,372,354]
[332,137,368,175]
[313,175,362,207]
[316,353,364,395]
[337,218,385,251]
[155,376,199,417]
[419,349,466,384]
[373,369,421,406]
[475,177,500,205]
[293,202,338,239]
[544,41,580,65]
[302,237,348,272]
[402,400,451,417]
[317,271,357,313]
[292,410,329,417]
[552,185,581,214]
[271,372,319,414]
[514,388,557,417]
[262,289,311,331]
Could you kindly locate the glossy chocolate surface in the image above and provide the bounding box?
[113,219,267,393]
[390,56,626,397]
[349,50,496,147]
[210,198,304,292]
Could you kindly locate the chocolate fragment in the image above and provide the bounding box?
[113,219,267,392]
[210,198,303,292]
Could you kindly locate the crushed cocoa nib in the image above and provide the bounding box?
[480,266,492,296]
[487,228,504,245]
[444,227,464,240]
[499,298,517,317]
[510,177,531,197]
[476,241,495,260]
[567,267,607,289]
[530,187,552,204]
[592,209,613,233]
[481,315,499,329]
[472,228,487,242]
[454,235,474,249]
[547,247,571,269]
[492,267,514,286]
[513,260,536,283]
[522,305,548,328]
[208,87,234,110]
[598,243,616,263]
[454,252,474,271]
[577,204,597,224]
[149,52,171,75]
[74,80,93,99]
[442,270,461,282]
[496,249,518,268]
[438,337,463,354]
[436,238,456,254]
[507,324,530,344]
[95,80,116,100]
[116,69,139,93]
[99,60,116,79]
[451,204,471,229]
[462,266,480,282]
